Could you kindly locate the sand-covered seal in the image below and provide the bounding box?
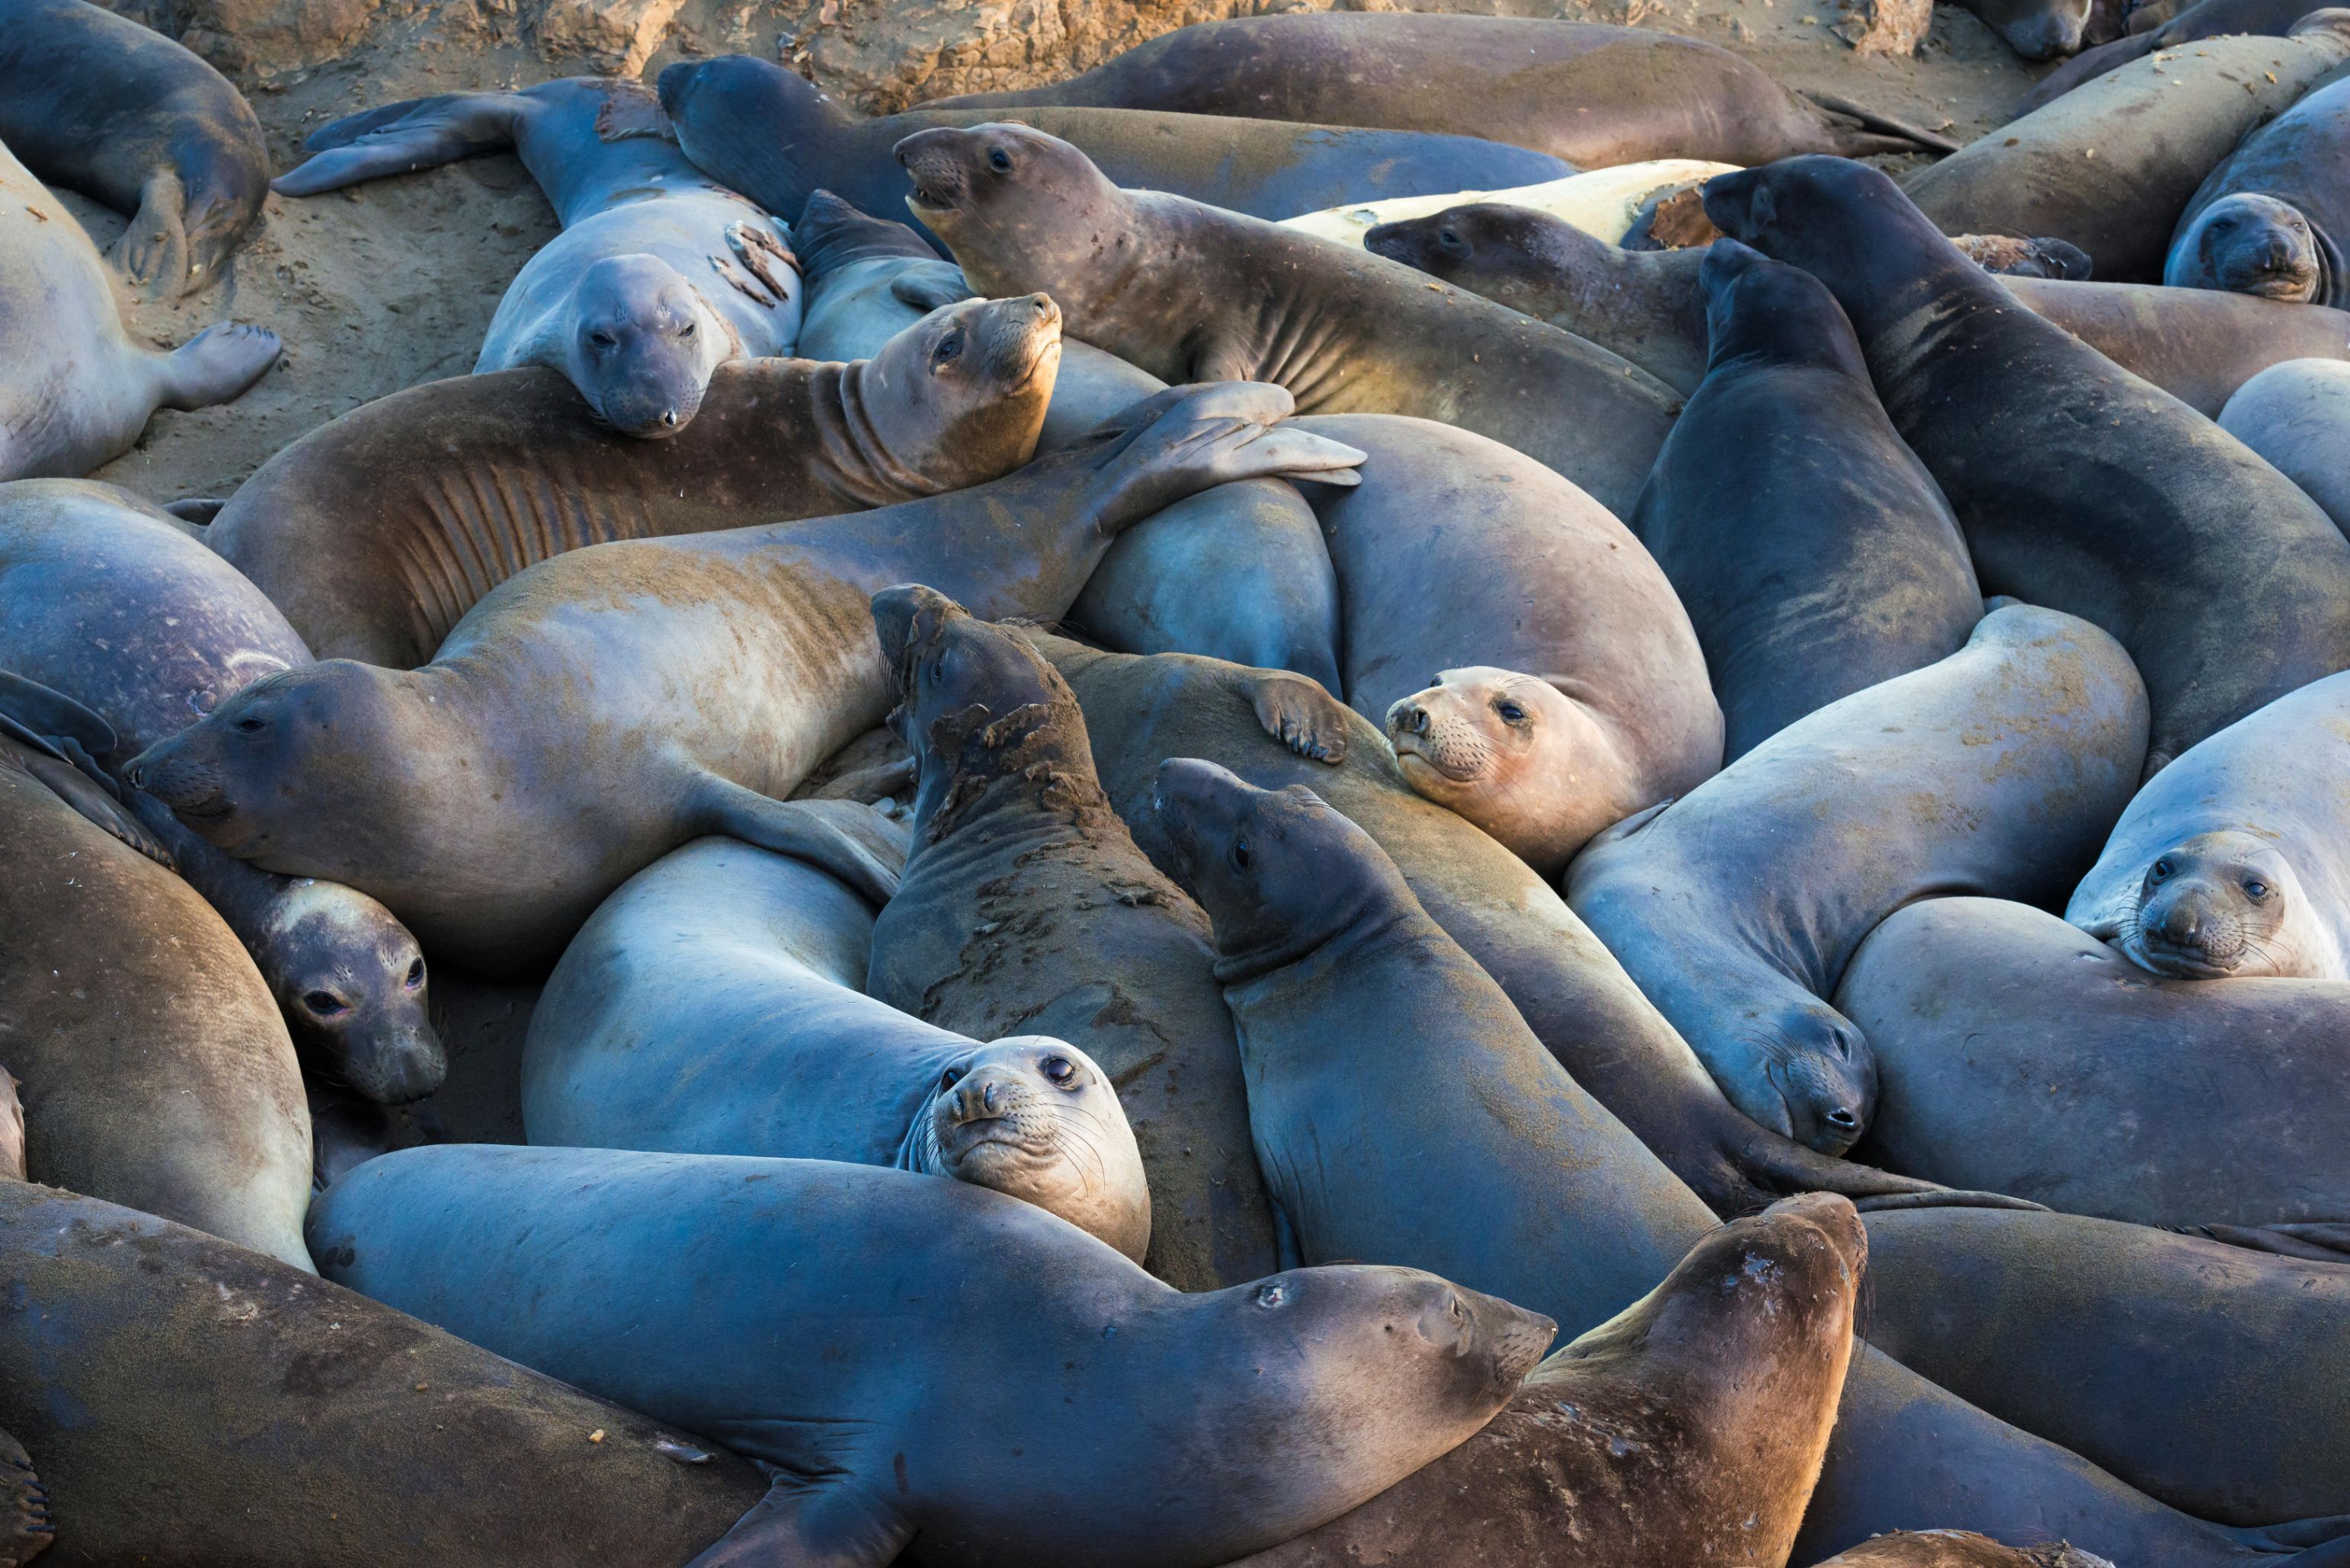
[899,122,1682,518]
[0,481,440,1104]
[1836,894,2350,1227]
[2169,74,2350,303]
[312,1144,1556,1567]
[1567,603,2149,1153]
[2068,669,2350,979]
[131,384,1364,978]
[520,830,1152,1259]
[0,0,269,297]
[276,78,802,437]
[0,1177,773,1567]
[863,587,1278,1289]
[1634,241,1981,760]
[2218,356,2350,532]
[919,14,1951,162]
[1708,155,2350,771]
[207,293,1060,667]
[658,52,1573,236]
[0,136,277,482]
[1903,15,2350,281]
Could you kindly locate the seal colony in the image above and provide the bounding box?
[11,5,2350,1566]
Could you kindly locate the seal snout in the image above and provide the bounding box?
[895,130,974,216]
[123,737,227,816]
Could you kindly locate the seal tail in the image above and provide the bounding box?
[1799,90,1963,156]
[272,93,527,199]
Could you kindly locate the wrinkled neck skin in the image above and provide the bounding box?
[1210,880,1417,996]
[1705,298,1869,381]
[904,696,1121,868]
[832,357,965,501]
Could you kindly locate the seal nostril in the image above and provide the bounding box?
[1827,1107,1859,1131]
[661,410,678,428]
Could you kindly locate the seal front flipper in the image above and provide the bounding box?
[113,168,187,301]
[687,776,910,907]
[0,1426,53,1567]
[1247,670,1350,764]
[0,672,172,867]
[272,93,529,197]
[686,1468,912,1568]
[888,261,975,313]
[2185,1221,2350,1262]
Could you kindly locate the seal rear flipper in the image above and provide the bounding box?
[2182,1221,2350,1262]
[1732,1125,2046,1214]
[1246,670,1351,765]
[0,670,118,763]
[688,776,910,908]
[155,324,283,411]
[0,1426,53,1567]
[2230,1512,2350,1560]
[274,93,528,197]
[686,1470,911,1568]
[1799,90,1963,156]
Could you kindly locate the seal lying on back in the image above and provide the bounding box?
[657,53,1574,236]
[207,293,1059,667]
[919,14,1952,164]
[0,137,278,482]
[0,0,269,297]
[0,1178,772,1567]
[1566,603,2149,1153]
[130,384,1365,977]
[1708,155,2350,771]
[1817,1535,2115,1568]
[0,480,441,1102]
[1634,241,1981,760]
[863,587,1278,1289]
[2169,75,2350,304]
[276,79,802,438]
[899,123,1682,517]
[312,1146,1557,1568]
[2067,669,2350,979]
[2218,356,2350,531]
[520,830,1154,1260]
[1902,15,2350,281]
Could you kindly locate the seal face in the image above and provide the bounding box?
[2099,830,2313,977]
[561,254,730,437]
[2167,193,2328,301]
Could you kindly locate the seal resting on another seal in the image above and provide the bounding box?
[520,830,1153,1260]
[2018,0,2320,111]
[896,123,1682,517]
[0,137,277,482]
[277,79,802,438]
[863,587,1279,1289]
[2169,74,2350,304]
[1708,155,2350,771]
[1634,241,1981,760]
[918,14,1952,163]
[2218,356,2350,533]
[2068,669,2350,979]
[207,293,1061,667]
[130,384,1364,978]
[0,0,269,297]
[1567,603,2149,1153]
[311,1145,1557,1568]
[1817,1534,2116,1567]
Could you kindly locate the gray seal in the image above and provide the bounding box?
[2169,72,2350,305]
[276,79,802,438]
[1566,603,2149,1152]
[2218,356,2350,534]
[309,1144,1557,1566]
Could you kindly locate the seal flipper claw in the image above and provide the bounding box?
[1247,670,1351,764]
[112,168,189,300]
[689,776,910,907]
[685,1470,912,1568]
[0,1426,53,1567]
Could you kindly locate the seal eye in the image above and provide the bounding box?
[1437,227,1466,253]
[940,1066,965,1091]
[2150,859,2174,882]
[588,330,618,350]
[933,331,965,366]
[1231,835,1253,872]
[1496,700,1527,726]
[405,957,425,988]
[988,147,1013,174]
[679,321,696,338]
[2246,880,2270,900]
[303,990,349,1018]
[1041,1055,1077,1086]
[233,715,265,733]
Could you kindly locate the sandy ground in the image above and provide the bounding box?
[77,0,2047,505]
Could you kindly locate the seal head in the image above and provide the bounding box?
[1365,202,1570,290]
[902,1035,1152,1261]
[857,293,1065,489]
[565,253,733,437]
[894,124,1123,299]
[2166,193,2333,303]
[2094,828,2320,978]
[267,880,445,1103]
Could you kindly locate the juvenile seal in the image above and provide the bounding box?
[130,384,1365,978]
[2169,74,2350,303]
[658,53,1574,235]
[1566,603,2149,1152]
[0,480,441,1102]
[2067,668,2350,978]
[0,0,269,297]
[864,587,1279,1289]
[898,123,1682,517]
[520,831,1152,1259]
[277,78,802,437]
[1708,155,2350,770]
[311,1145,1557,1567]
[2218,356,2350,531]
[0,136,278,482]
[920,14,1954,162]
[207,293,1060,667]
[1633,241,1981,760]
[0,1179,773,1567]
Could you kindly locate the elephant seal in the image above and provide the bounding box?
[1566,603,2150,1152]
[1231,1193,1865,1568]
[0,136,278,482]
[1836,894,2350,1227]
[0,690,312,1268]
[1633,241,1982,761]
[1817,1535,2116,1568]
[657,52,1573,237]
[0,0,268,297]
[2169,75,2350,303]
[2068,669,2350,978]
[1369,203,2350,413]
[0,479,443,1103]
[207,293,1060,667]
[863,587,1279,1289]
[0,1178,773,1567]
[920,14,1953,163]
[1902,15,2350,281]
[1709,155,2350,770]
[2219,356,2350,532]
[276,79,802,438]
[789,192,1343,687]
[311,1145,1556,1568]
[1955,0,2100,56]
[1271,412,1721,871]
[520,831,1152,1260]
[2019,0,2321,111]
[130,384,1364,978]
[1279,161,1738,254]
[898,123,1682,517]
